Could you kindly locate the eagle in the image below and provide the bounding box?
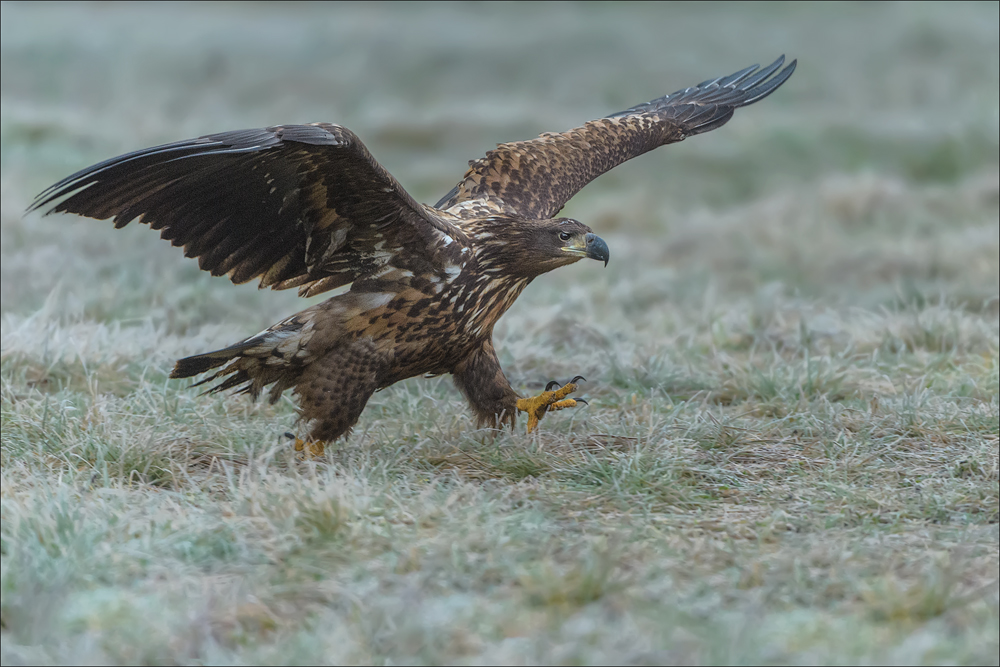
[30,56,796,454]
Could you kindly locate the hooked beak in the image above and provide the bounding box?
[561,232,610,267]
[563,233,611,266]
[584,232,610,267]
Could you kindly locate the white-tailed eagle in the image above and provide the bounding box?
[31,56,796,453]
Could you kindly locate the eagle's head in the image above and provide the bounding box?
[484,217,609,278]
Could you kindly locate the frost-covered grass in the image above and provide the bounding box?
[2,3,998,664]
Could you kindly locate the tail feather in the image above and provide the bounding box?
[171,341,256,379]
[171,315,316,403]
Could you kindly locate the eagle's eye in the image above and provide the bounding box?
[558,231,572,241]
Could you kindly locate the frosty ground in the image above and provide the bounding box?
[2,3,998,664]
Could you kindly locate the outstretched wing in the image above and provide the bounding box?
[436,55,796,220]
[30,123,467,297]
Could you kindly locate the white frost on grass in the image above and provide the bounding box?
[2,2,998,664]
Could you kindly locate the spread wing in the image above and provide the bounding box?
[30,123,467,297]
[436,55,796,220]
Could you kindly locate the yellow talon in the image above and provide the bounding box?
[515,377,585,433]
[293,437,327,458]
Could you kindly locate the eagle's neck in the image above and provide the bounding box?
[446,215,553,338]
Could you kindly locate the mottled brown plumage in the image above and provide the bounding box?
[30,56,795,449]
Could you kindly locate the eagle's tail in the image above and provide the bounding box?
[171,345,247,379]
[171,314,316,404]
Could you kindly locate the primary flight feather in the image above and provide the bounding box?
[30,55,796,453]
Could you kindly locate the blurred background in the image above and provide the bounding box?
[2,1,998,335]
[2,8,998,662]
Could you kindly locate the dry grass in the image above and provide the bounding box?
[2,3,998,665]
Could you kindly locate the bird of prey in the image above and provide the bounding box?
[31,55,796,454]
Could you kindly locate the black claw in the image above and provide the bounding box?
[545,380,561,392]
[575,398,589,406]
[284,432,296,440]
[570,375,586,384]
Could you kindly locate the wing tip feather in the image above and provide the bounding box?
[606,54,796,120]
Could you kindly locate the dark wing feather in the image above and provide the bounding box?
[30,123,466,296]
[436,56,796,219]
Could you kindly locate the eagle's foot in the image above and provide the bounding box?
[286,432,326,458]
[516,376,587,433]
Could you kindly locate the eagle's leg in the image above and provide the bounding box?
[516,377,585,433]
[292,437,329,458]
[454,340,586,433]
[453,339,519,429]
[292,340,383,456]
[283,432,328,457]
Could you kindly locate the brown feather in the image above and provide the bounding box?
[436,56,796,219]
[31,58,796,443]
[29,123,466,296]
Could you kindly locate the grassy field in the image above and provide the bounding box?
[2,2,998,664]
